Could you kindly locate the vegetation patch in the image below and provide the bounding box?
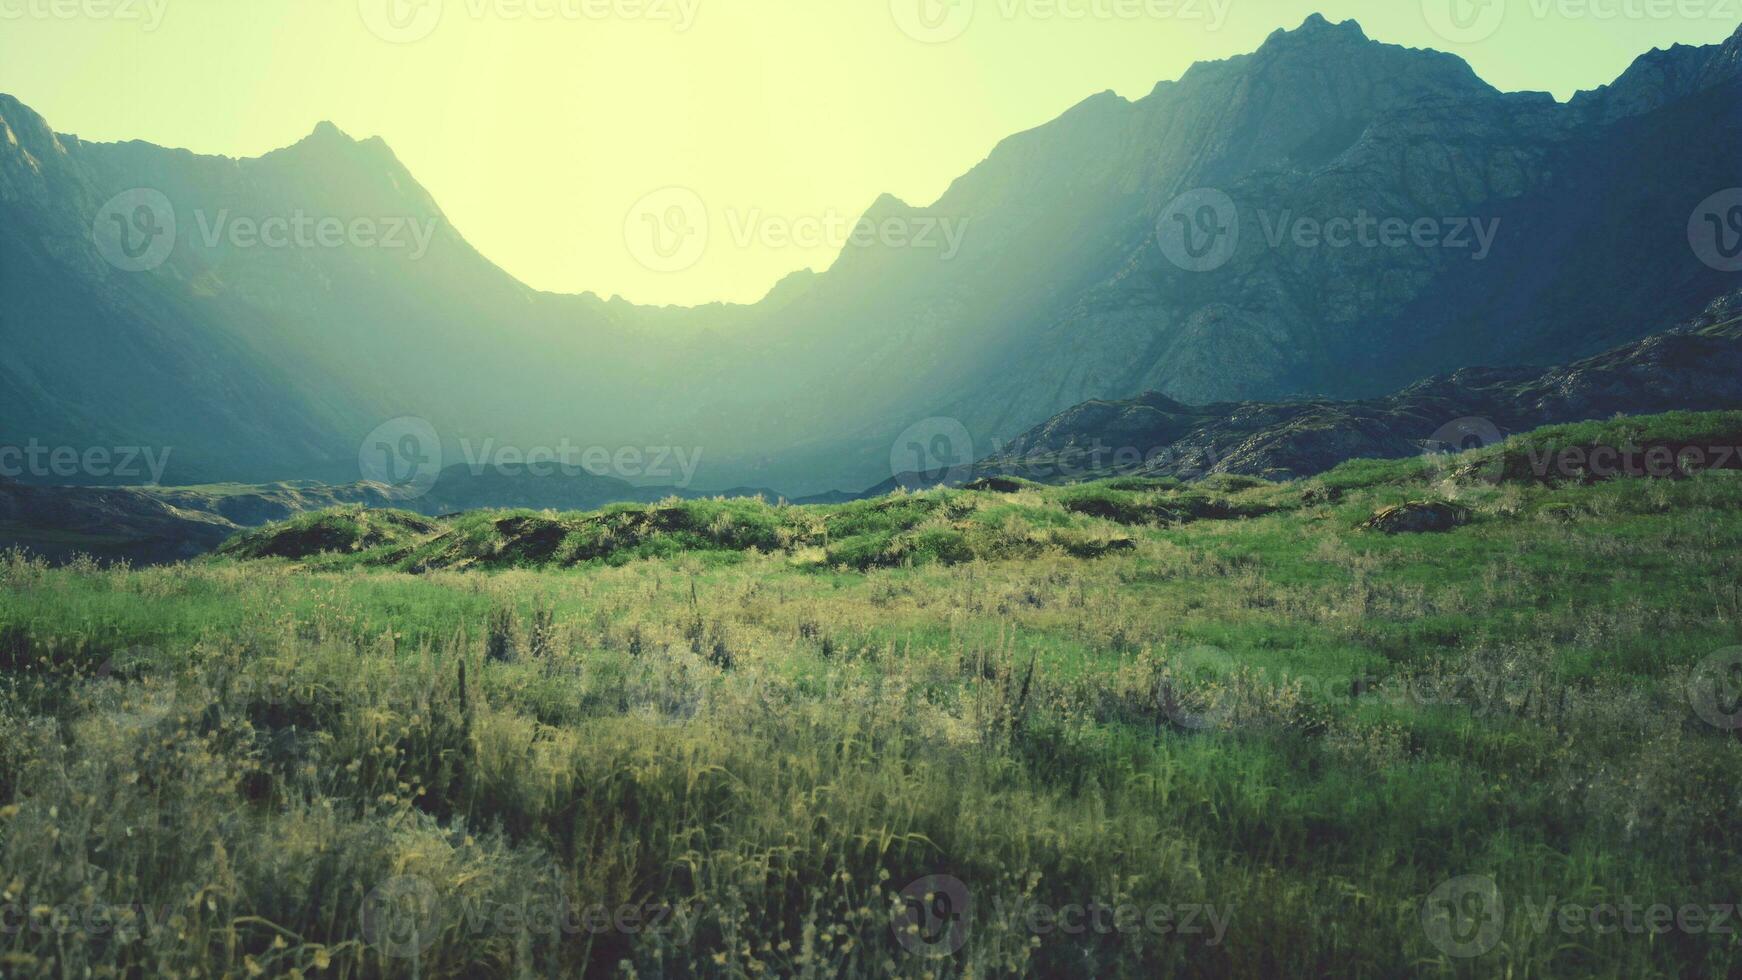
[4,412,1739,976]
[216,507,440,560]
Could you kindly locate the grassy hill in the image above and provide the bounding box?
[2,412,1740,977]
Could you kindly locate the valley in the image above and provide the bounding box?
[3,411,1739,976]
[4,12,1742,978]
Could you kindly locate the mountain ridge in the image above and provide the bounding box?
[4,16,1741,495]
[967,290,1742,486]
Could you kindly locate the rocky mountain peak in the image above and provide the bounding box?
[0,93,64,161]
[1262,13,1370,47]
[1572,21,1742,121]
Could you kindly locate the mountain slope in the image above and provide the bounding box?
[4,17,1741,495]
[972,290,1742,483]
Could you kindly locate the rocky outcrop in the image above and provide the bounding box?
[1362,502,1470,534]
[973,292,1742,484]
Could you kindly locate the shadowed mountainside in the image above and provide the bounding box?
[4,16,1741,494]
[969,290,1742,484]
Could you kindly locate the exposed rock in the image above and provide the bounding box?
[963,476,1031,493]
[1361,502,1470,535]
[970,292,1742,486]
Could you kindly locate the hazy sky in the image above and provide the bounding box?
[2,0,1734,305]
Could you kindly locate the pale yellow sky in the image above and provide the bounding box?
[2,0,1734,305]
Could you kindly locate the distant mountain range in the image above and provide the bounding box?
[0,465,808,566]
[10,291,1740,565]
[4,15,1741,496]
[964,289,1742,486]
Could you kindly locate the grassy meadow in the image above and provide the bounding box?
[3,413,1742,977]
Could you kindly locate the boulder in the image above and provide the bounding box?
[1361,501,1470,534]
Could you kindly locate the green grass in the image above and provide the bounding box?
[2,412,1741,977]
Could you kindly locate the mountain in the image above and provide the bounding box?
[0,478,413,565]
[0,95,762,486]
[967,289,1742,484]
[4,16,1741,496]
[0,464,801,566]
